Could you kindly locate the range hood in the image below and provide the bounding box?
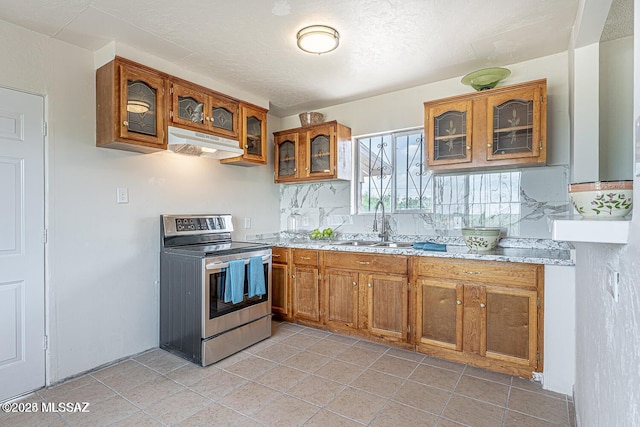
[167,126,243,159]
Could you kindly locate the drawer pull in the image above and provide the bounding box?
[356,261,371,265]
[456,300,462,305]
[480,303,486,308]
[272,254,281,258]
[463,270,480,275]
[301,256,312,260]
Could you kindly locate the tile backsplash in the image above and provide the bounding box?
[280,165,571,239]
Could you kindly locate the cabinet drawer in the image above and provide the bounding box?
[292,249,319,265]
[271,247,289,264]
[324,252,408,275]
[416,257,539,289]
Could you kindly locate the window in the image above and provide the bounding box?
[356,129,432,213]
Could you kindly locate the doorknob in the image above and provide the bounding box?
[480,303,486,308]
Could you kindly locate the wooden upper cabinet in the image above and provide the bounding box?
[426,100,473,166]
[273,121,351,183]
[424,79,547,172]
[221,103,268,166]
[96,57,167,152]
[169,80,239,139]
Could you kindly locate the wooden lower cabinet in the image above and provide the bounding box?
[323,252,410,346]
[291,250,322,326]
[272,247,544,378]
[271,247,290,320]
[414,257,543,377]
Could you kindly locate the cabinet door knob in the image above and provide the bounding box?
[292,274,296,279]
[367,283,372,288]
[466,146,471,149]
[480,303,486,308]
[123,120,129,126]
[487,144,492,148]
[352,281,357,286]
[456,300,462,305]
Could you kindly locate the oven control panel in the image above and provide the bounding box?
[162,214,233,236]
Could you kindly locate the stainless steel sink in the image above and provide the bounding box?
[372,242,414,248]
[333,240,380,246]
[332,240,413,248]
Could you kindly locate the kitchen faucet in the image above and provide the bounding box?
[373,200,389,242]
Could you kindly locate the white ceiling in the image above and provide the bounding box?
[0,0,589,116]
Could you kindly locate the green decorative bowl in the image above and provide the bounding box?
[568,180,633,219]
[461,68,511,91]
[461,227,501,251]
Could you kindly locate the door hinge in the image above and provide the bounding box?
[43,121,48,137]
[536,351,540,362]
[539,140,543,150]
[537,297,541,308]
[540,95,544,104]
[170,87,173,94]
[170,111,173,119]
[407,324,411,334]
[318,273,322,281]
[42,229,48,244]
[43,335,48,351]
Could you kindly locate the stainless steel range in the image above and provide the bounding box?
[160,214,272,366]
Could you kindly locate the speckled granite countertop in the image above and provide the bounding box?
[248,233,575,266]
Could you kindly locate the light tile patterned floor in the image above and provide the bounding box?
[1,321,576,426]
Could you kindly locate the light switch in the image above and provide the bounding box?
[117,187,129,204]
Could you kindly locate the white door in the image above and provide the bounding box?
[0,87,45,401]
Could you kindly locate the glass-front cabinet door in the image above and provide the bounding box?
[486,87,543,161]
[305,125,335,178]
[209,95,239,139]
[275,133,298,182]
[242,104,267,162]
[119,64,165,146]
[426,100,473,166]
[170,83,207,130]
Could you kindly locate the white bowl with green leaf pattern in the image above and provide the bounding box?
[461,227,501,251]
[568,181,633,219]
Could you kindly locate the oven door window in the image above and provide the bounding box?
[208,262,269,319]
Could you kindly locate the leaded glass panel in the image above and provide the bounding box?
[127,80,157,136]
[211,106,233,131]
[178,96,204,124]
[433,111,467,160]
[278,140,296,177]
[493,100,533,154]
[309,134,330,173]
[246,116,262,156]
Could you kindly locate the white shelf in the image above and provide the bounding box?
[549,214,631,244]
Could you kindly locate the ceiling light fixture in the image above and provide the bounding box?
[296,25,339,54]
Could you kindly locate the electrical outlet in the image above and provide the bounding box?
[244,217,251,229]
[116,187,129,204]
[607,266,620,302]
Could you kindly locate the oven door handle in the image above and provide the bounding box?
[205,254,270,270]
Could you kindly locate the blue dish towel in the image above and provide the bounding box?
[248,256,266,298]
[413,241,447,252]
[224,259,246,304]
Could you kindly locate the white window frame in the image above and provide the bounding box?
[352,127,432,215]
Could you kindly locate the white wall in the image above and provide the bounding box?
[599,36,634,181]
[571,1,640,425]
[0,19,280,383]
